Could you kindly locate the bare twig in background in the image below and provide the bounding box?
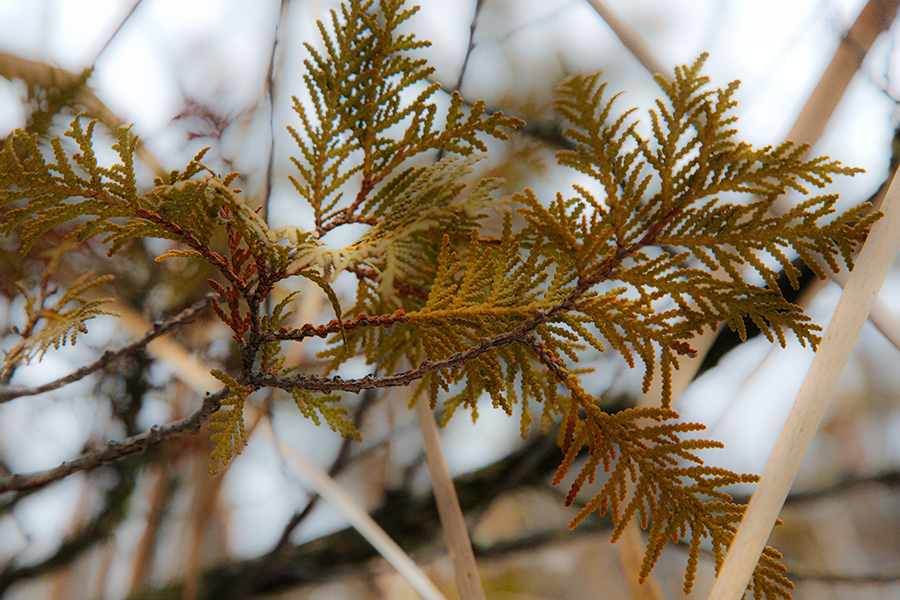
[273,388,379,547]
[0,388,226,493]
[125,428,565,600]
[585,0,669,79]
[118,435,900,599]
[0,354,152,594]
[434,0,485,164]
[213,389,382,600]
[129,466,177,594]
[183,409,262,600]
[263,0,292,215]
[784,0,900,153]
[0,295,214,403]
[89,0,146,66]
[260,417,449,600]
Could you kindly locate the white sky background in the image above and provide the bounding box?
[2,0,900,595]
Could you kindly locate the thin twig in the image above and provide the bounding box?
[129,466,176,594]
[271,387,379,552]
[0,295,214,404]
[434,0,485,163]
[0,388,227,493]
[89,0,145,66]
[263,0,292,218]
[249,305,562,394]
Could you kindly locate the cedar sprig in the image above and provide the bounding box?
[553,389,792,599]
[291,388,361,442]
[0,3,882,597]
[1,270,116,379]
[288,0,521,237]
[208,369,252,475]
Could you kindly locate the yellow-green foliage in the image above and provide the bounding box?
[208,369,250,475]
[1,267,116,379]
[0,0,881,597]
[289,0,519,238]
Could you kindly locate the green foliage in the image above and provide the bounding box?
[287,0,520,240]
[291,389,360,441]
[554,393,790,597]
[1,260,116,380]
[0,0,881,598]
[208,369,250,475]
[260,292,361,442]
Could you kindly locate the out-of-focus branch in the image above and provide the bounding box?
[263,0,292,216]
[125,428,565,600]
[585,0,669,79]
[0,51,166,178]
[0,388,227,493]
[0,461,140,595]
[259,418,449,600]
[416,398,486,600]
[732,469,900,505]
[0,295,214,404]
[784,0,900,155]
[89,0,146,66]
[129,466,177,594]
[0,353,150,595]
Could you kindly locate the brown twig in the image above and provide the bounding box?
[0,388,227,493]
[261,310,410,342]
[252,205,681,394]
[250,304,563,394]
[0,295,214,404]
[129,465,177,593]
[585,0,669,80]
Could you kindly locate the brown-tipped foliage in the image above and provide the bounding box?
[0,0,880,597]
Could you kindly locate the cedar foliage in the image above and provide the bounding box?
[0,0,880,597]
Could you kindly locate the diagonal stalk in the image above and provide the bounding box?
[261,417,448,600]
[707,167,900,600]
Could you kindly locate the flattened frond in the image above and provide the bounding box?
[288,0,520,234]
[1,272,117,376]
[208,370,251,475]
